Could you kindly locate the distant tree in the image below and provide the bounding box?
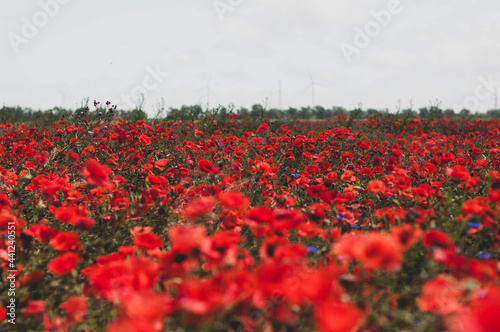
[331,106,347,116]
[419,107,429,118]
[191,105,203,118]
[237,107,250,119]
[366,108,379,117]
[286,107,298,118]
[349,108,364,120]
[444,109,456,118]
[250,104,265,118]
[401,108,417,118]
[128,108,148,121]
[267,108,282,119]
[313,106,327,119]
[486,109,500,118]
[459,109,471,118]
[428,106,444,118]
[178,105,203,120]
[166,107,181,120]
[298,107,312,119]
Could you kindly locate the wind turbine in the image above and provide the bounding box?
[57,88,66,108]
[278,80,282,110]
[496,67,499,110]
[303,70,320,108]
[196,74,218,110]
[270,80,283,110]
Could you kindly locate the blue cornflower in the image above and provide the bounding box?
[477,252,491,260]
[307,246,318,254]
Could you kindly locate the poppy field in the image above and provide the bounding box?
[1,109,500,332]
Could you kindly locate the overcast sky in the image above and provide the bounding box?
[1,0,500,115]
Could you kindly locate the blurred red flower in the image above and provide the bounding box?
[257,123,269,133]
[80,159,112,188]
[139,134,152,145]
[218,192,250,211]
[60,297,87,323]
[340,170,357,183]
[417,274,463,315]
[198,160,219,173]
[367,180,386,194]
[182,196,215,220]
[0,306,5,321]
[24,300,46,318]
[134,232,163,250]
[423,230,454,249]
[334,232,403,271]
[48,252,80,275]
[49,231,81,251]
[314,300,364,332]
[30,224,59,243]
[146,171,167,185]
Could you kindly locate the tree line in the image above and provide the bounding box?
[2,103,500,125]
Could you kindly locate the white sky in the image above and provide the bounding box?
[1,0,500,115]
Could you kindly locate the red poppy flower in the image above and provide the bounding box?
[80,159,112,188]
[53,206,79,224]
[412,184,435,198]
[49,231,81,251]
[356,233,402,271]
[155,158,169,171]
[60,297,87,323]
[461,197,491,216]
[48,252,80,275]
[340,170,357,183]
[334,233,402,271]
[459,287,500,332]
[84,257,159,302]
[218,192,250,211]
[146,171,167,185]
[134,232,163,250]
[0,306,6,321]
[139,134,152,145]
[29,224,60,243]
[423,230,454,249]
[169,225,209,254]
[121,290,172,322]
[24,300,46,318]
[325,172,338,183]
[307,185,327,197]
[106,319,156,332]
[198,160,220,173]
[441,152,455,163]
[272,209,305,232]
[53,206,94,230]
[391,224,422,249]
[246,207,274,224]
[446,166,470,180]
[417,274,463,315]
[314,300,364,332]
[22,270,44,286]
[0,194,9,209]
[257,123,269,133]
[367,180,386,194]
[182,196,215,220]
